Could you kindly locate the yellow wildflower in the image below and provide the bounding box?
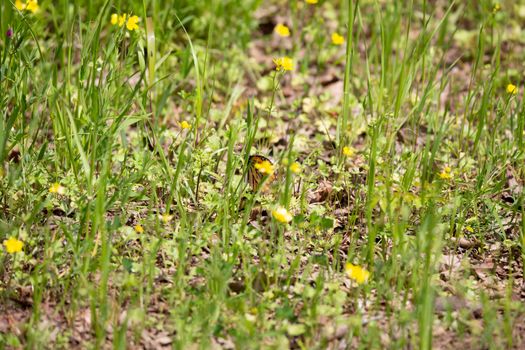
[331,32,344,45]
[25,0,38,13]
[439,172,452,180]
[180,121,191,129]
[49,182,66,195]
[465,225,474,233]
[274,24,290,37]
[506,83,518,95]
[118,14,127,27]
[254,160,274,175]
[438,166,452,180]
[3,237,24,254]
[272,206,293,224]
[345,263,370,284]
[273,56,294,71]
[126,15,140,31]
[306,0,318,4]
[342,146,354,157]
[134,224,144,233]
[111,13,119,25]
[15,0,25,10]
[159,213,173,223]
[493,3,501,13]
[290,162,302,174]
[14,0,38,12]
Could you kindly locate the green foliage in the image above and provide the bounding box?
[1,0,524,348]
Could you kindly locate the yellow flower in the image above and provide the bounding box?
[439,172,451,180]
[3,237,24,254]
[118,14,127,27]
[331,32,344,45]
[273,56,294,71]
[272,206,293,223]
[465,225,474,233]
[290,162,302,174]
[126,15,140,31]
[25,0,38,13]
[493,3,501,13]
[342,146,354,157]
[438,166,452,180]
[254,160,275,175]
[274,24,290,37]
[345,263,370,284]
[15,0,25,10]
[506,83,518,95]
[159,213,173,223]
[49,182,66,195]
[305,0,318,4]
[134,224,144,233]
[180,121,191,129]
[14,0,38,12]
[111,13,118,25]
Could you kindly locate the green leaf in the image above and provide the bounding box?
[122,258,133,273]
[319,217,334,230]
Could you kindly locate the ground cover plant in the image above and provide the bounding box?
[1,0,524,349]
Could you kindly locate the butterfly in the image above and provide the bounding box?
[247,155,275,191]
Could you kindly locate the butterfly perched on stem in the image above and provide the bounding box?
[247,155,275,192]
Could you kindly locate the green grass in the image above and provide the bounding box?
[1,0,524,349]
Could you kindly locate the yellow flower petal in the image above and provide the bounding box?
[15,0,25,10]
[345,263,370,284]
[111,13,119,25]
[274,24,290,37]
[3,237,24,254]
[180,121,191,129]
[254,160,274,175]
[438,166,452,180]
[118,14,127,27]
[506,83,518,95]
[438,171,451,180]
[290,162,302,174]
[331,32,344,45]
[25,0,38,13]
[273,56,294,71]
[49,182,66,195]
[134,224,144,233]
[272,206,293,223]
[126,15,140,31]
[342,146,354,157]
[305,0,318,4]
